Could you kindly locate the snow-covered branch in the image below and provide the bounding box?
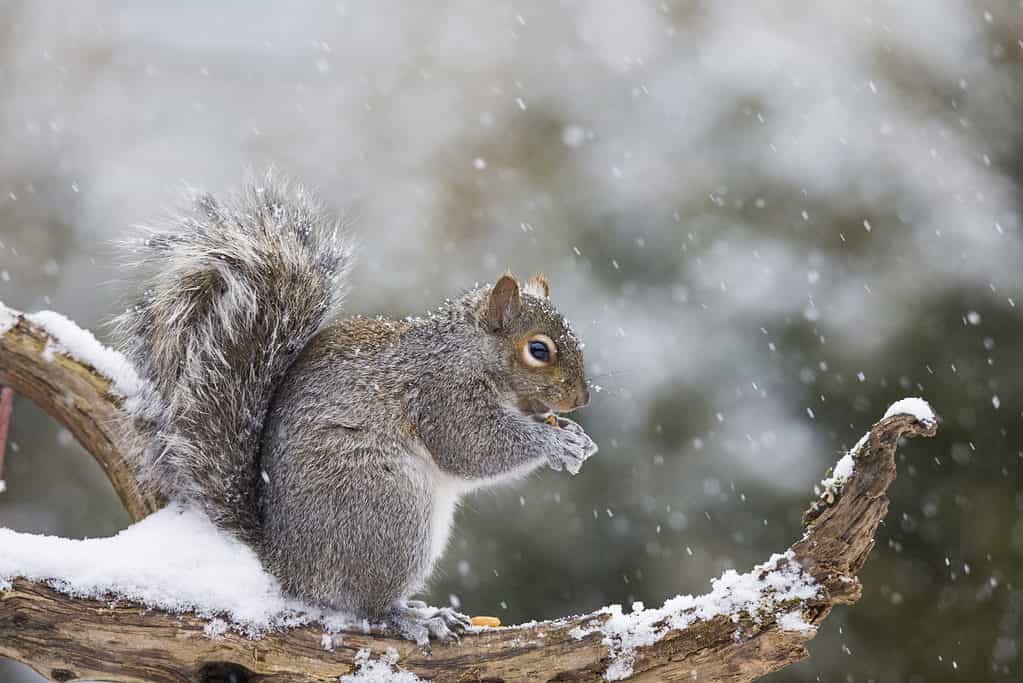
[0,302,937,682]
[0,303,160,521]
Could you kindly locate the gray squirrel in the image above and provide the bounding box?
[117,176,598,643]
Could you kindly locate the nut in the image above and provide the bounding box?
[544,414,558,427]
[470,615,502,628]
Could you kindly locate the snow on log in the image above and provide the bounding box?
[0,302,938,682]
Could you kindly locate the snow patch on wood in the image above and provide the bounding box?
[571,550,820,680]
[820,431,869,492]
[883,397,936,426]
[0,303,16,336]
[340,648,427,682]
[0,503,359,637]
[24,310,141,399]
[777,609,816,633]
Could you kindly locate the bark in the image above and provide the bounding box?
[0,307,160,520]
[0,303,937,682]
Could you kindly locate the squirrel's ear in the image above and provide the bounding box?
[523,274,550,299]
[487,274,521,331]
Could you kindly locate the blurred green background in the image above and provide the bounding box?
[1,1,1021,681]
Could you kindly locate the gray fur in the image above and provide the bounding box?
[118,176,596,641]
[117,175,353,545]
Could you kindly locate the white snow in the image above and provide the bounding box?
[0,302,16,336]
[571,550,819,681]
[339,649,426,682]
[0,503,358,637]
[777,609,816,634]
[882,397,936,426]
[203,618,229,638]
[23,309,141,399]
[820,431,869,492]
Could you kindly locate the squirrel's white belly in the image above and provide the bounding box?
[418,442,545,572]
[427,468,470,569]
[425,456,546,569]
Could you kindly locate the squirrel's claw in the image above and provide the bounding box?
[388,602,470,647]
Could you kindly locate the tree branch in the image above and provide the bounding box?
[0,302,937,682]
[0,305,160,521]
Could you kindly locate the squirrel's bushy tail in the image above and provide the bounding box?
[117,175,353,545]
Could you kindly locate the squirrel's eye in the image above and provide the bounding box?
[522,334,557,368]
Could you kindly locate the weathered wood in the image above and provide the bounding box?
[0,303,937,682]
[0,307,160,521]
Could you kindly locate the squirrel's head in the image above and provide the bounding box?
[478,273,590,416]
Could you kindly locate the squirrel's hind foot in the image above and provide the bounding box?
[386,602,471,647]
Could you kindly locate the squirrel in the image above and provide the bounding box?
[116,175,598,643]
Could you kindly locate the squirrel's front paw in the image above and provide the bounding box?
[546,418,598,475]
